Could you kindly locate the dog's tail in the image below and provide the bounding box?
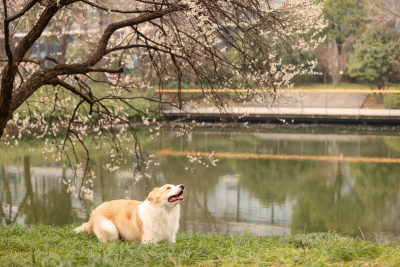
[74,219,93,234]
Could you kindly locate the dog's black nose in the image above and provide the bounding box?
[179,184,185,190]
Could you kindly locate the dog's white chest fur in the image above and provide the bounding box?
[138,200,180,243]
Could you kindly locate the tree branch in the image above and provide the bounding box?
[13,0,77,63]
[2,0,13,63]
[106,44,178,56]
[5,0,39,22]
[87,4,186,66]
[9,62,123,112]
[364,0,400,19]
[54,78,94,106]
[39,56,62,69]
[80,0,152,14]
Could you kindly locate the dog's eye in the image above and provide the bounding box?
[166,187,171,190]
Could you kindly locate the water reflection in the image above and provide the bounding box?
[1,129,400,240]
[0,157,75,225]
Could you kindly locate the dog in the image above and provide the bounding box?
[74,184,184,243]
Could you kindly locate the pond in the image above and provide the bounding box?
[1,125,400,241]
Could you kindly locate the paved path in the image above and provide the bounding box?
[254,92,369,108]
[165,106,400,117]
[163,106,400,124]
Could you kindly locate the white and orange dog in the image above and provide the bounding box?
[74,184,184,243]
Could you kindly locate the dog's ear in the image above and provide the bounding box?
[147,187,159,202]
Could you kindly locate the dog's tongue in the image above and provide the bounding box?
[168,196,182,202]
[168,191,184,202]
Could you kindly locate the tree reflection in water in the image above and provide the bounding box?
[1,129,400,240]
[0,157,75,225]
[233,157,400,239]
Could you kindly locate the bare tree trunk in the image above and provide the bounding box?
[59,34,68,63]
[323,70,328,84]
[329,39,340,89]
[97,10,106,82]
[0,66,17,137]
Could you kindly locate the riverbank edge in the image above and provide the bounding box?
[1,224,400,266]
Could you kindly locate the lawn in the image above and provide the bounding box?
[1,224,400,266]
[14,83,162,121]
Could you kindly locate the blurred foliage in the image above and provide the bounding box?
[384,93,400,109]
[349,28,400,89]
[321,0,366,44]
[225,30,319,88]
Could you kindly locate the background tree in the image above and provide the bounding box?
[349,27,400,89]
[0,0,325,197]
[362,0,400,27]
[349,0,400,89]
[316,0,365,88]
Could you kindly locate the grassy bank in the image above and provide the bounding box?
[1,225,400,266]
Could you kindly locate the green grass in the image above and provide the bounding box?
[0,126,156,167]
[15,83,162,121]
[1,224,400,266]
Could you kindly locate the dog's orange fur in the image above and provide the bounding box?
[85,200,143,241]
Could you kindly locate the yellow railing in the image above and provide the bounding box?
[154,89,400,94]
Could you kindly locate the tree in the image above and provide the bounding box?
[316,0,365,88]
[349,28,400,89]
[0,0,325,197]
[362,0,400,27]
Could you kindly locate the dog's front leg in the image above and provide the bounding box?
[141,238,154,244]
[169,237,176,243]
[141,233,158,244]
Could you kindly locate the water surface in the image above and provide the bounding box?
[1,126,400,241]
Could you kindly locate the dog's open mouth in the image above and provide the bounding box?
[168,190,184,202]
